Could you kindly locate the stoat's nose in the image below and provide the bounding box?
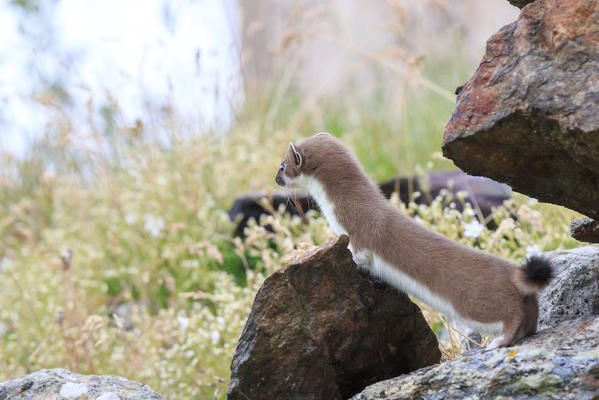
[275,173,285,187]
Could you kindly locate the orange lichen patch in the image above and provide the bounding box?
[507,349,519,358]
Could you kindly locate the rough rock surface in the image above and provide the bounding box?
[539,245,599,329]
[351,317,599,400]
[443,0,599,220]
[0,369,163,400]
[229,170,510,235]
[227,235,441,400]
[571,218,599,243]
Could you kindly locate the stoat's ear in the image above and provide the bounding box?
[289,142,302,168]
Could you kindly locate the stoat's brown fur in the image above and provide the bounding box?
[275,133,553,348]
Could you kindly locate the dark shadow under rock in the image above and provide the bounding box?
[507,0,535,8]
[227,235,441,400]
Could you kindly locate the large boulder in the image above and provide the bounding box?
[443,0,599,220]
[0,369,163,400]
[351,316,599,400]
[539,245,599,329]
[227,235,441,400]
[229,171,510,235]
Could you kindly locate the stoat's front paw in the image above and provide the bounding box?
[351,249,373,268]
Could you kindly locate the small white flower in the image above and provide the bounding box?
[0,257,9,271]
[211,330,220,344]
[456,190,469,201]
[144,214,165,236]
[465,208,476,217]
[464,221,484,238]
[413,216,425,225]
[177,316,189,330]
[184,349,195,358]
[125,212,137,225]
[526,245,541,259]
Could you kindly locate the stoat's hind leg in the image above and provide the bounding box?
[487,315,526,349]
[349,246,373,268]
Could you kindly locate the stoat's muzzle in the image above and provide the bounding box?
[275,171,285,187]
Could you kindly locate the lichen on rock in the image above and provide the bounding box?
[352,317,599,400]
[539,246,599,329]
[0,369,164,400]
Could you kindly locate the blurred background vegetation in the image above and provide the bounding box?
[0,0,584,398]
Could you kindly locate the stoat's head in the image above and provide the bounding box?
[275,132,335,189]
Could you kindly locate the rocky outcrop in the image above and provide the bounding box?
[227,235,441,400]
[351,316,599,400]
[571,218,599,243]
[229,171,510,235]
[443,0,599,220]
[0,369,163,400]
[539,246,599,329]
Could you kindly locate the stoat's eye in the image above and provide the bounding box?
[280,162,286,172]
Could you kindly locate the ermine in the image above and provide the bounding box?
[275,133,554,348]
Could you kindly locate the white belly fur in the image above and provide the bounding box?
[305,177,348,236]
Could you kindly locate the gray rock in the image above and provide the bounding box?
[227,235,441,400]
[539,246,599,329]
[351,316,599,400]
[0,369,164,400]
[443,0,599,220]
[571,218,599,243]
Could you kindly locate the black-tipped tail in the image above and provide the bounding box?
[524,255,554,285]
[515,255,554,295]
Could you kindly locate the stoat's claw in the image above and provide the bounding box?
[486,336,504,350]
